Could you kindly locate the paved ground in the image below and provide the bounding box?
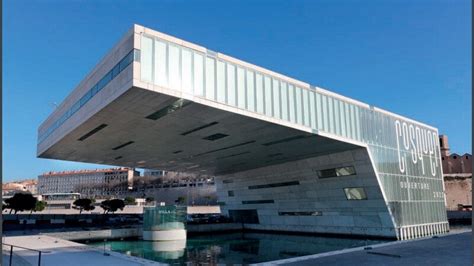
[267,231,472,266]
[2,235,163,266]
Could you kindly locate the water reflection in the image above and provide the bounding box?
[92,232,388,264]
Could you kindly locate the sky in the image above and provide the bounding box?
[3,0,471,182]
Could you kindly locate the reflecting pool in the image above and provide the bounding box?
[89,232,390,264]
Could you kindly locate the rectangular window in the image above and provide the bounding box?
[334,99,341,135]
[168,45,181,90]
[248,181,299,190]
[154,39,167,87]
[256,73,264,114]
[242,200,274,204]
[321,94,328,131]
[264,76,272,116]
[237,67,246,109]
[344,187,367,200]
[141,36,153,82]
[246,70,255,111]
[288,84,296,123]
[217,61,226,103]
[309,90,316,129]
[328,96,334,133]
[279,211,322,216]
[205,57,215,100]
[295,87,303,124]
[227,64,236,106]
[228,190,234,197]
[317,166,356,178]
[223,179,233,184]
[281,82,288,121]
[193,53,204,96]
[181,48,193,94]
[272,79,280,119]
[303,89,310,126]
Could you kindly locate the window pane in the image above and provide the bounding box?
[336,166,356,176]
[154,39,167,87]
[328,96,334,133]
[246,70,255,112]
[303,89,310,126]
[217,61,226,103]
[205,57,215,100]
[264,76,272,116]
[193,53,204,96]
[344,187,367,200]
[181,48,192,94]
[316,93,323,131]
[340,100,347,137]
[318,166,356,178]
[141,36,153,82]
[227,64,236,106]
[281,82,288,121]
[321,94,328,132]
[309,90,316,129]
[256,73,264,114]
[288,84,295,123]
[334,99,341,135]
[295,87,303,125]
[237,67,246,109]
[272,79,280,119]
[168,45,181,90]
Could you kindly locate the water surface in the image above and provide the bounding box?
[89,232,389,264]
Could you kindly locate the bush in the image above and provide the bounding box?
[5,193,37,214]
[73,198,94,214]
[100,199,125,214]
[124,196,136,205]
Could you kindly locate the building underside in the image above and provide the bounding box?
[38,24,449,240]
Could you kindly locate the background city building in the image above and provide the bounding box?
[134,170,217,205]
[2,179,37,196]
[439,135,472,210]
[38,167,138,198]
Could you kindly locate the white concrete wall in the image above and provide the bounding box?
[38,27,136,155]
[217,148,397,238]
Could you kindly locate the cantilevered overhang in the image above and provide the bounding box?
[38,86,362,175]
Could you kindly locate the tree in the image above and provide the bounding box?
[175,196,186,205]
[124,196,136,205]
[5,193,37,214]
[73,198,94,214]
[100,199,125,214]
[33,201,47,213]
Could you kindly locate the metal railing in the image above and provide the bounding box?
[2,243,51,266]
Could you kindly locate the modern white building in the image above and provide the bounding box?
[38,167,138,197]
[37,24,448,239]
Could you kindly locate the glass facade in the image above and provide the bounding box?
[143,205,187,231]
[138,34,447,233]
[38,49,137,144]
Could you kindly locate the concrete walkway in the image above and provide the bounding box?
[2,235,163,266]
[265,230,472,266]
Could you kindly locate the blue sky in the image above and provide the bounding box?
[3,0,471,182]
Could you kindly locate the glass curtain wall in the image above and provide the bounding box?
[140,34,447,230]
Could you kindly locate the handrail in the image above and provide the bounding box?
[3,243,51,253]
[2,242,51,266]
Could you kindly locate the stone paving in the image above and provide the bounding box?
[2,235,163,266]
[265,230,472,266]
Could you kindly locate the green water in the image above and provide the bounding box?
[89,232,389,264]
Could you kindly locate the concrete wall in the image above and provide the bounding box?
[37,26,135,155]
[217,148,397,238]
